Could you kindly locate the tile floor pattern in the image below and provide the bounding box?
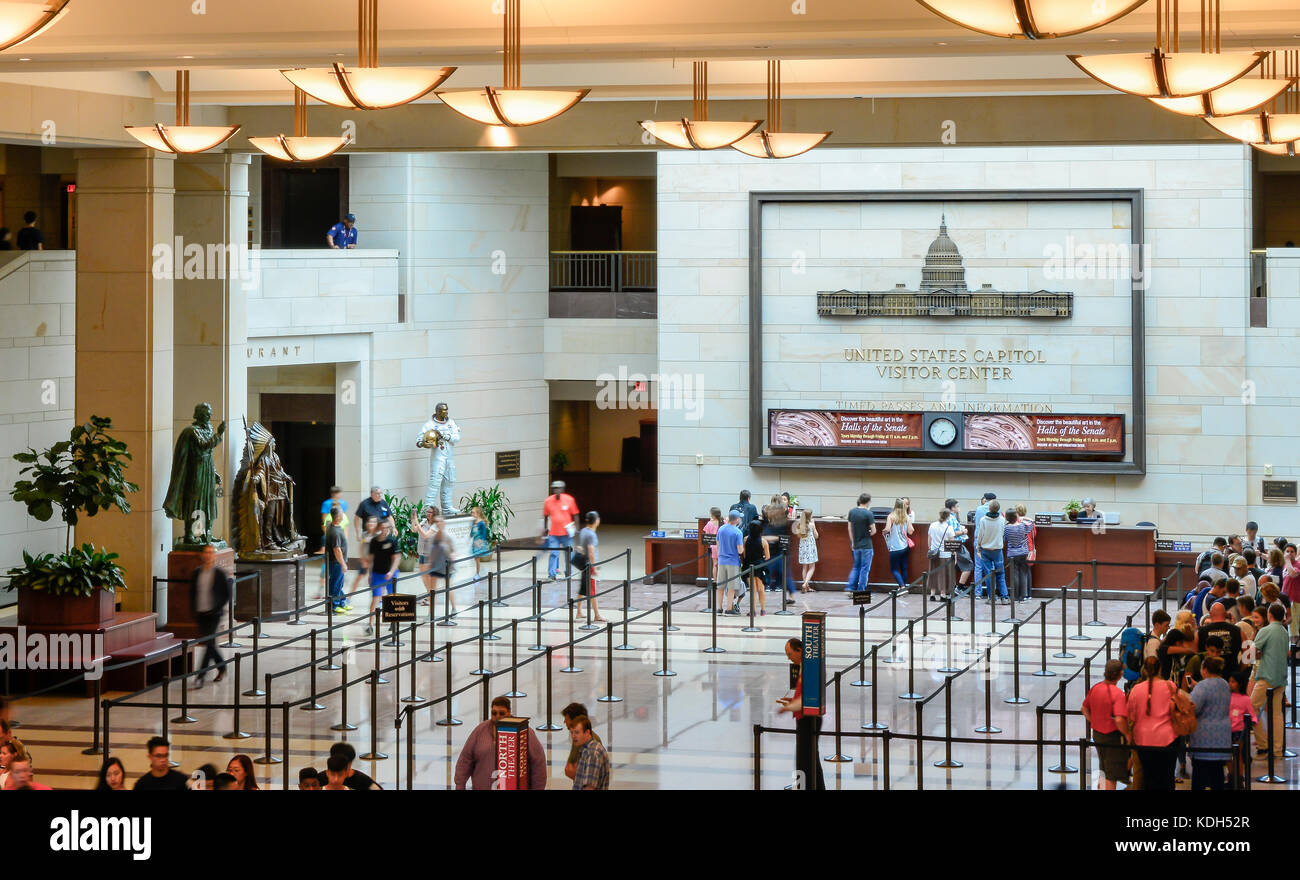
[4,568,1297,791]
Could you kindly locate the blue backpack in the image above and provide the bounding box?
[1119,626,1148,682]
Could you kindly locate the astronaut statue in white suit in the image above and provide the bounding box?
[416,402,460,516]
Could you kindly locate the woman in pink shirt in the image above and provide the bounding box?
[1126,656,1179,790]
[704,507,722,583]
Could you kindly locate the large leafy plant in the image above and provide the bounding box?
[6,416,138,596]
[459,484,514,548]
[383,492,420,559]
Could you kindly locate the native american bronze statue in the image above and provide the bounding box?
[230,420,306,560]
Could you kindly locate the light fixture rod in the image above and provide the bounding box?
[692,61,708,121]
[503,0,521,90]
[294,86,307,137]
[175,70,192,127]
[358,0,378,69]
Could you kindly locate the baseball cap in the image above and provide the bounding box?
[344,213,356,222]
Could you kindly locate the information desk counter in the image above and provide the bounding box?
[673,517,1159,593]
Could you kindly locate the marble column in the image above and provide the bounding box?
[73,149,175,614]
[173,153,251,545]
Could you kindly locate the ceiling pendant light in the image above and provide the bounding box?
[914,0,1149,40]
[282,0,454,110]
[1069,0,1265,99]
[1149,27,1294,117]
[124,70,240,154]
[1253,141,1297,157]
[436,0,588,126]
[249,87,348,162]
[640,61,762,150]
[0,0,70,53]
[1204,50,1300,147]
[732,61,830,159]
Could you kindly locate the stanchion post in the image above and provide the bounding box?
[82,678,103,755]
[975,648,1002,734]
[826,671,850,762]
[506,618,525,698]
[599,621,622,704]
[863,643,887,730]
[654,601,676,677]
[435,640,461,727]
[901,620,921,700]
[851,605,869,687]
[172,640,197,724]
[562,599,582,673]
[537,646,562,730]
[1257,688,1287,784]
[224,654,251,739]
[1048,682,1077,773]
[256,673,284,763]
[331,662,357,732]
[933,676,963,768]
[1087,559,1105,626]
[359,668,388,761]
[1055,587,1076,658]
[1006,621,1029,702]
[1034,602,1055,677]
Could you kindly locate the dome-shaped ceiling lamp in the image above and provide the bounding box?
[1149,24,1294,118]
[1069,0,1265,99]
[0,0,70,53]
[914,0,1148,40]
[436,0,588,126]
[732,61,830,159]
[1205,50,1300,153]
[640,61,762,150]
[282,0,454,110]
[124,71,240,154]
[249,87,348,162]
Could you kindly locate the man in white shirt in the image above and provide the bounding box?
[190,544,233,686]
[974,500,1008,603]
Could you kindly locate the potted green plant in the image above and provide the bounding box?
[550,450,569,473]
[459,485,514,549]
[1063,499,1082,522]
[383,492,421,572]
[5,416,138,627]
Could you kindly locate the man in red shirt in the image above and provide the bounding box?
[1081,659,1131,789]
[777,637,824,790]
[541,480,579,581]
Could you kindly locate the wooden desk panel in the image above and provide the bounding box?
[682,518,1160,592]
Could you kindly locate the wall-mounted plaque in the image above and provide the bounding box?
[1262,480,1298,502]
[494,449,521,480]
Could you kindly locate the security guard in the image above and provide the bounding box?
[326,213,358,249]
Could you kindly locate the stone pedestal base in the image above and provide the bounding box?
[233,556,306,621]
[166,547,236,638]
[443,514,473,585]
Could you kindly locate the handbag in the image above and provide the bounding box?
[1169,682,1198,737]
[571,550,588,570]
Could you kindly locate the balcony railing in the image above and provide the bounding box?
[549,250,656,318]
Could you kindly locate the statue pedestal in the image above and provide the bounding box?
[233,556,307,621]
[443,514,473,585]
[165,547,236,638]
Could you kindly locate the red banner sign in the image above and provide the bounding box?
[769,410,923,450]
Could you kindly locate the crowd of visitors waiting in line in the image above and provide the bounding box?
[0,698,610,790]
[1081,530,1298,790]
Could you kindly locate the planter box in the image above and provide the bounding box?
[17,587,116,628]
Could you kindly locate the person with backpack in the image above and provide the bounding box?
[1120,610,1169,691]
[1126,656,1195,791]
[729,490,758,532]
[1196,538,1227,576]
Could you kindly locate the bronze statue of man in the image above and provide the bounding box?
[163,402,226,546]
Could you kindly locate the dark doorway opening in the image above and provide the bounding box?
[270,420,335,554]
[260,156,349,249]
[570,204,622,250]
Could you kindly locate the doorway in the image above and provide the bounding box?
[260,156,349,249]
[260,391,336,554]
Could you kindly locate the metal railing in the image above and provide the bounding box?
[549,250,656,292]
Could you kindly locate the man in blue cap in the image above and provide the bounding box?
[326,213,357,249]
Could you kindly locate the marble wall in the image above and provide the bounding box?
[0,252,76,604]
[656,144,1297,542]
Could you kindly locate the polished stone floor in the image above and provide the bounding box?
[5,569,1297,790]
